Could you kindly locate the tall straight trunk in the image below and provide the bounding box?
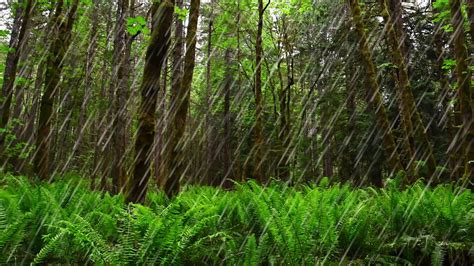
[34,0,79,181]
[155,58,167,184]
[449,0,474,181]
[320,84,334,178]
[92,3,114,190]
[0,0,34,154]
[380,0,437,180]
[347,0,403,180]
[19,62,43,175]
[75,0,99,173]
[128,0,174,203]
[223,48,233,186]
[10,48,32,173]
[205,6,213,184]
[110,0,132,194]
[161,0,183,185]
[164,0,200,197]
[278,17,292,180]
[340,61,357,182]
[253,0,269,182]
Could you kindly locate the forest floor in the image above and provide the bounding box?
[0,174,472,264]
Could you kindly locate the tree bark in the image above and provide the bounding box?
[277,17,292,180]
[380,0,437,181]
[0,0,34,156]
[223,48,233,187]
[205,4,214,184]
[110,0,133,194]
[34,0,79,181]
[347,0,403,180]
[164,0,200,197]
[449,0,473,181]
[161,0,183,186]
[253,0,270,182]
[128,0,174,203]
[75,0,99,176]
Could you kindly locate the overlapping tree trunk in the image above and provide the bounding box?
[449,0,473,181]
[0,0,34,160]
[253,0,270,182]
[128,0,174,203]
[35,0,79,181]
[164,0,201,197]
[110,0,133,194]
[379,0,437,181]
[347,0,403,181]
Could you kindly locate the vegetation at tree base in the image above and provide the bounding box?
[0,174,472,264]
[0,0,473,263]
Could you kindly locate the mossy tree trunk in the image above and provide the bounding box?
[449,0,473,181]
[0,0,34,160]
[34,0,79,181]
[128,0,174,203]
[161,0,184,186]
[110,0,133,194]
[379,0,437,181]
[347,0,403,181]
[164,0,200,198]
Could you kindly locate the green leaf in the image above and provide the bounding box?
[174,6,189,21]
[442,59,456,70]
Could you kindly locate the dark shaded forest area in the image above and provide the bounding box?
[0,0,472,264]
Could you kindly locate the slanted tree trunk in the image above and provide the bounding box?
[161,0,183,186]
[127,0,174,203]
[34,0,79,181]
[164,0,200,197]
[449,0,473,181]
[0,0,34,158]
[380,0,437,181]
[253,0,270,182]
[347,0,403,181]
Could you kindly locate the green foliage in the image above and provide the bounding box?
[126,16,149,36]
[0,174,472,264]
[174,6,189,21]
[442,58,456,70]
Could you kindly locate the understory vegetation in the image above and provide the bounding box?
[0,174,472,265]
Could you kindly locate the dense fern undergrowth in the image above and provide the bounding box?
[0,174,472,265]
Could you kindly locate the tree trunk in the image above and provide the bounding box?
[223,48,233,187]
[164,0,200,197]
[278,17,292,180]
[128,0,174,203]
[340,61,357,182]
[75,0,99,174]
[380,0,437,181]
[205,6,214,185]
[34,0,79,181]
[0,0,34,156]
[347,0,403,179]
[449,0,473,181]
[161,0,183,186]
[253,0,269,182]
[110,0,133,194]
